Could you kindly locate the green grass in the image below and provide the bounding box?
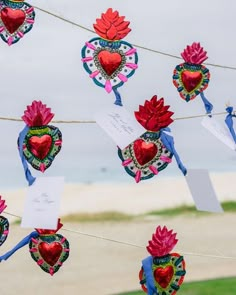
[117,277,236,295]
[147,201,236,217]
[61,211,133,222]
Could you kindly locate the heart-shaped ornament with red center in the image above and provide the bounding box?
[173,63,210,102]
[0,1,35,45]
[0,216,9,246]
[118,132,173,183]
[97,50,123,76]
[139,253,186,295]
[1,7,25,34]
[29,234,69,275]
[20,125,62,172]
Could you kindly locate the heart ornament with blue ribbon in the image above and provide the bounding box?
[173,42,210,102]
[18,101,62,175]
[29,220,70,276]
[81,8,138,106]
[139,226,186,295]
[118,95,186,183]
[0,0,35,45]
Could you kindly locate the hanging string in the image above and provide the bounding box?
[4,211,236,261]
[0,111,227,124]
[33,6,236,71]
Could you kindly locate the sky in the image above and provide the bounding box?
[0,0,236,188]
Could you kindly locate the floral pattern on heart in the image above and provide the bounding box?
[0,0,35,45]
[29,221,70,276]
[81,8,138,100]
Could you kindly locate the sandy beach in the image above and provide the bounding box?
[0,172,236,295]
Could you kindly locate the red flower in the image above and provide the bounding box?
[22,100,54,127]
[147,226,178,257]
[134,95,174,132]
[93,8,131,41]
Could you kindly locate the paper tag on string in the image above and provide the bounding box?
[21,177,64,229]
[185,169,223,213]
[95,105,146,149]
[201,116,236,150]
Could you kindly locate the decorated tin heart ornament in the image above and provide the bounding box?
[0,0,35,45]
[173,42,213,114]
[118,95,186,182]
[81,8,138,106]
[18,101,62,185]
[29,220,70,276]
[139,226,186,295]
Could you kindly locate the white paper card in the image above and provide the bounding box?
[21,177,64,229]
[185,169,223,213]
[94,105,146,149]
[201,116,236,150]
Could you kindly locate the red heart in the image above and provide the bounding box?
[181,70,203,92]
[154,265,174,288]
[28,135,52,160]
[98,50,122,76]
[1,8,26,34]
[38,242,63,266]
[133,139,158,166]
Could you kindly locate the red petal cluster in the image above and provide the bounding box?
[22,100,54,127]
[36,219,63,235]
[0,196,7,214]
[147,226,178,257]
[93,8,131,41]
[181,42,208,64]
[134,95,174,132]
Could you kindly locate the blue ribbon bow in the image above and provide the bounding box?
[0,231,39,262]
[18,125,36,186]
[142,256,159,295]
[200,92,213,115]
[160,128,187,176]
[225,106,236,143]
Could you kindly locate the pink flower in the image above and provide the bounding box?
[181,42,208,64]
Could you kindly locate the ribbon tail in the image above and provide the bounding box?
[225,107,236,143]
[113,88,123,106]
[0,231,39,262]
[200,92,213,115]
[142,256,158,295]
[18,125,36,186]
[160,130,187,176]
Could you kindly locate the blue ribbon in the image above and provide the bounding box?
[18,125,36,186]
[225,106,236,143]
[200,92,213,115]
[113,88,123,106]
[142,256,158,295]
[160,128,187,176]
[0,231,39,262]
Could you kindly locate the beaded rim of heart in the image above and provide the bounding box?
[21,125,62,172]
[0,216,9,246]
[29,233,70,276]
[81,37,138,93]
[0,0,35,45]
[173,63,210,102]
[139,253,186,295]
[118,132,173,183]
